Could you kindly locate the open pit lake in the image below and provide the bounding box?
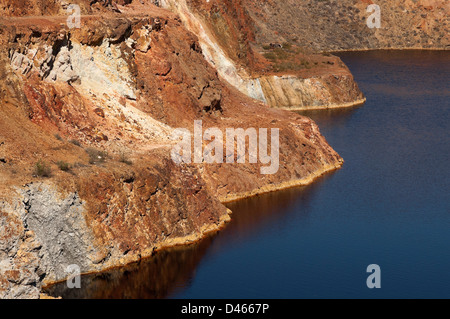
[45,50,450,299]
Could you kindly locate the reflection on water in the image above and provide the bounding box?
[215,174,331,250]
[295,105,361,128]
[44,239,213,299]
[44,173,331,299]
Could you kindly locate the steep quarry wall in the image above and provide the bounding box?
[157,0,366,109]
[156,0,270,103]
[0,1,344,298]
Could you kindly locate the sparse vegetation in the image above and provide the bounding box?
[119,152,132,166]
[263,52,277,60]
[69,139,81,147]
[54,134,63,141]
[273,47,289,60]
[282,42,292,50]
[34,160,51,177]
[86,147,108,164]
[262,42,320,72]
[56,160,71,172]
[273,61,301,72]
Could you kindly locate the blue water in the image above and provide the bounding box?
[46,50,450,299]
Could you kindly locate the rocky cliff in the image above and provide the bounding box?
[0,1,344,298]
[0,0,446,299]
[158,0,366,109]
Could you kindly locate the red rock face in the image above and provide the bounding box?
[0,0,61,16]
[187,0,260,69]
[133,16,225,126]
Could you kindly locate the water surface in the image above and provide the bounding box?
[46,50,450,299]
